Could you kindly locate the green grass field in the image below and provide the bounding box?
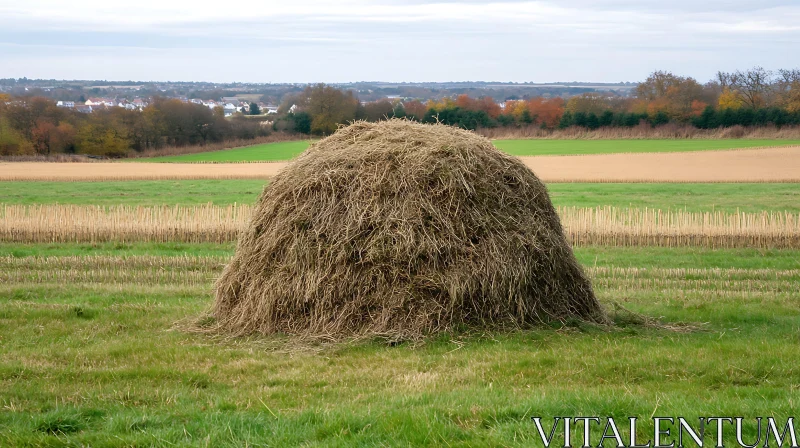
[3,242,799,270]
[139,138,800,163]
[144,141,312,163]
[3,180,798,213]
[2,166,799,445]
[1,245,798,445]
[493,138,800,156]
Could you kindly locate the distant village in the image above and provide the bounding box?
[55,96,288,117]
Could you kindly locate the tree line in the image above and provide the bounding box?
[275,68,800,134]
[0,96,271,157]
[2,67,799,157]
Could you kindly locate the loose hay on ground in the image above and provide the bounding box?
[212,120,608,339]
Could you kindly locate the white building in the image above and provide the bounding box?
[223,103,237,117]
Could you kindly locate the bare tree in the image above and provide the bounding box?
[717,67,774,109]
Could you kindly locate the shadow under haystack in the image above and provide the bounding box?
[213,120,608,339]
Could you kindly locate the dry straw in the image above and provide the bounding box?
[562,206,800,248]
[211,120,608,339]
[0,203,249,243]
[2,203,798,248]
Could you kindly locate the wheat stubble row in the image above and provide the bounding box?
[2,204,798,248]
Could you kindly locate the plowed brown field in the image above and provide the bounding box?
[2,146,799,182]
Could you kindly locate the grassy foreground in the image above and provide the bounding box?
[1,247,798,446]
[138,139,800,163]
[3,181,800,213]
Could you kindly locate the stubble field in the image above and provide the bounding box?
[1,138,799,446]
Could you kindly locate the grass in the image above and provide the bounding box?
[0,180,266,206]
[3,181,799,213]
[2,148,798,445]
[135,139,800,163]
[3,242,800,270]
[1,250,798,446]
[144,141,312,163]
[493,139,800,156]
[547,183,800,213]
[0,241,235,258]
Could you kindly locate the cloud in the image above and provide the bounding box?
[1,0,798,82]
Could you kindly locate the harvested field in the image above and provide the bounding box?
[4,255,798,297]
[3,204,798,248]
[0,161,287,181]
[520,146,800,183]
[0,204,249,243]
[560,206,800,248]
[2,249,798,445]
[3,146,799,182]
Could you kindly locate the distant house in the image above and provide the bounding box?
[86,97,115,107]
[56,101,75,108]
[288,104,298,114]
[223,103,237,117]
[75,105,93,113]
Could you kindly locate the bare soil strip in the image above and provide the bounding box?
[1,146,799,182]
[520,146,800,183]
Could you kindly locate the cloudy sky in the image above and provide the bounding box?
[1,0,798,83]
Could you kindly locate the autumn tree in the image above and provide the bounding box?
[637,71,683,100]
[717,67,774,109]
[476,97,501,119]
[527,97,565,128]
[4,96,64,141]
[565,93,608,116]
[775,69,800,112]
[302,84,359,135]
[426,97,456,112]
[363,100,394,122]
[636,71,707,120]
[455,94,478,111]
[75,123,130,157]
[503,100,528,122]
[0,115,33,155]
[31,120,57,155]
[402,100,427,119]
[718,88,744,110]
[149,98,225,145]
[783,83,800,113]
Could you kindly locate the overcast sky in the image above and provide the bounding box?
[1,0,799,83]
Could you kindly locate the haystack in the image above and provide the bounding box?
[213,120,607,338]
